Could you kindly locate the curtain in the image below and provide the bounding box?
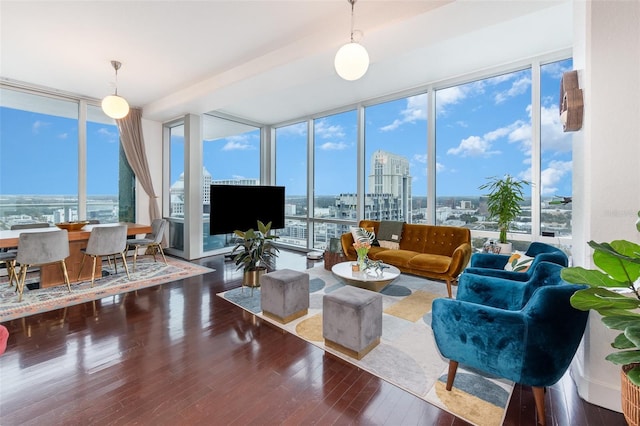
[116,108,161,223]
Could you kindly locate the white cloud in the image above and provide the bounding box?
[380,94,427,132]
[319,141,348,150]
[436,162,445,173]
[540,104,572,152]
[222,137,255,151]
[541,160,572,195]
[277,122,306,136]
[315,120,345,139]
[32,120,50,134]
[494,76,531,104]
[447,135,501,157]
[57,133,68,140]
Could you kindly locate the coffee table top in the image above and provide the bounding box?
[331,261,400,292]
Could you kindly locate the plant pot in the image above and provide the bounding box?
[243,267,267,288]
[622,364,640,426]
[496,242,512,255]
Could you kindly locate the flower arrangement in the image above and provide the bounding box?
[353,240,371,270]
[353,240,371,259]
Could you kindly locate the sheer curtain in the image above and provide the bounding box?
[116,108,161,223]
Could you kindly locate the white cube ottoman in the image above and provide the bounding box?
[322,286,382,360]
[260,269,309,324]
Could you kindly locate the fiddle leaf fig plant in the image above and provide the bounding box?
[479,174,530,243]
[561,211,640,385]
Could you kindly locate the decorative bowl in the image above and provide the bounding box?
[55,221,90,232]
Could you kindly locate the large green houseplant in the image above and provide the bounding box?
[561,212,640,385]
[479,175,530,248]
[232,220,280,288]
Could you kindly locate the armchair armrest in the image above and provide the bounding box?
[456,272,529,310]
[447,242,472,278]
[432,298,526,382]
[469,252,510,269]
[463,266,531,282]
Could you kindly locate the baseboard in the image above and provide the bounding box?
[570,359,622,413]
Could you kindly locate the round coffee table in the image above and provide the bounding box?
[331,261,400,292]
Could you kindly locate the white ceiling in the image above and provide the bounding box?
[0,0,573,125]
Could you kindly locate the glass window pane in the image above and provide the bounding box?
[86,104,120,223]
[314,110,357,250]
[364,94,427,223]
[201,114,260,253]
[168,124,185,250]
[276,122,308,248]
[435,69,532,243]
[0,88,78,227]
[540,58,573,237]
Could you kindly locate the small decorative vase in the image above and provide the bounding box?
[357,253,367,271]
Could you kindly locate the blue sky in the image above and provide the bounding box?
[1,59,572,200]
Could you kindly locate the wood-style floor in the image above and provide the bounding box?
[0,250,627,425]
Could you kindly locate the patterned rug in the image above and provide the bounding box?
[0,256,214,322]
[218,266,514,426]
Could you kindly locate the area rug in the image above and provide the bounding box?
[0,257,214,322]
[217,266,514,426]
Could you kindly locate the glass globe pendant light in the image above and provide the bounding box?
[101,60,130,119]
[334,0,369,81]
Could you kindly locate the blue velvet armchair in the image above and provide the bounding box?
[432,262,588,425]
[464,242,568,282]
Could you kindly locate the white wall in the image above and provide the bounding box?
[570,0,640,412]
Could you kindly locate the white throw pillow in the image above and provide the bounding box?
[504,251,534,272]
[350,226,376,245]
[378,240,400,250]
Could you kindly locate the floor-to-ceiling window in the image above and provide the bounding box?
[185,53,573,253]
[364,94,428,224]
[540,58,573,239]
[434,68,534,249]
[0,86,133,228]
[201,114,261,254]
[275,121,308,249]
[168,123,185,251]
[313,110,357,250]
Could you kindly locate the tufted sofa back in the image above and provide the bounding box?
[357,220,470,257]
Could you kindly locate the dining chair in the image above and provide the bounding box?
[127,218,168,271]
[0,251,17,288]
[78,225,130,287]
[15,229,71,302]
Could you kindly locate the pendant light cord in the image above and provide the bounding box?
[350,0,356,42]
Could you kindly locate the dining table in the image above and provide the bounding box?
[0,222,153,288]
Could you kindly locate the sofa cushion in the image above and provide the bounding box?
[374,249,420,268]
[408,253,451,273]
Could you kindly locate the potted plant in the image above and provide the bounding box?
[231,220,280,289]
[560,211,640,425]
[479,174,529,254]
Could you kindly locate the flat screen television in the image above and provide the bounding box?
[209,184,285,235]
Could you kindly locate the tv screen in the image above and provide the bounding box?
[209,185,285,235]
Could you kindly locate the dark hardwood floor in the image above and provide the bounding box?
[0,250,626,425]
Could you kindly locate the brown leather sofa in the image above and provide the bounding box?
[340,220,472,298]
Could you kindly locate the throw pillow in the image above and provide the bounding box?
[504,251,534,272]
[350,226,377,246]
[379,240,400,250]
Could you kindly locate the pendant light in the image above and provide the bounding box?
[334,0,369,81]
[101,60,130,119]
